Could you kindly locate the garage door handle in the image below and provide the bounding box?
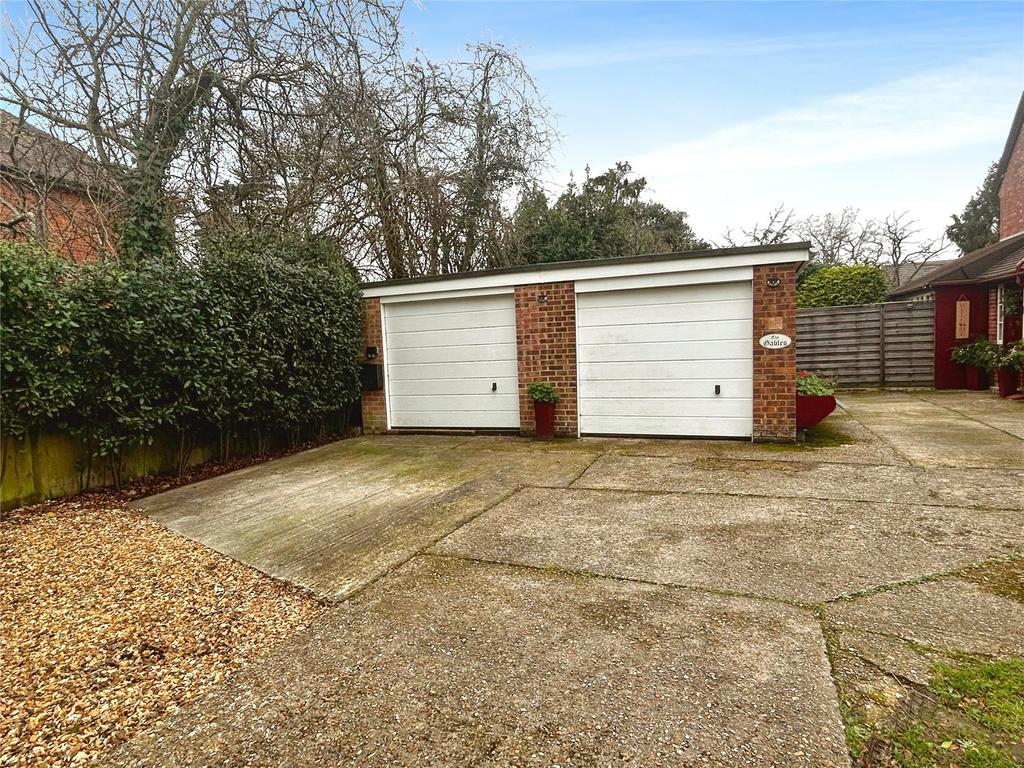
[714,385,721,395]
[492,382,497,392]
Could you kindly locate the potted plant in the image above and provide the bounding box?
[527,382,559,441]
[995,339,1024,398]
[951,339,997,391]
[796,370,837,429]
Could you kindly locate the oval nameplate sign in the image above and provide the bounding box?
[759,333,792,349]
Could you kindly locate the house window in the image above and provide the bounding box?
[996,284,1005,345]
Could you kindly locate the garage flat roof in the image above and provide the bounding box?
[362,241,812,298]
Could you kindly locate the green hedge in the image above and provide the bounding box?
[796,265,889,308]
[1,237,363,480]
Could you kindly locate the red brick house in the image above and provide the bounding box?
[889,92,1024,389]
[1,109,114,261]
[360,243,810,442]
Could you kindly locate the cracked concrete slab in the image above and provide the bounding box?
[572,454,1023,511]
[839,391,1024,469]
[134,438,597,598]
[833,630,939,687]
[827,576,1024,658]
[109,389,1022,767]
[107,555,850,768]
[913,390,1024,440]
[434,487,1023,603]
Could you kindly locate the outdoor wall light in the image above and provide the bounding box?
[366,346,378,359]
[766,277,781,288]
[537,293,549,304]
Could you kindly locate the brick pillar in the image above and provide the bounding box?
[361,298,387,434]
[752,264,797,442]
[514,282,578,437]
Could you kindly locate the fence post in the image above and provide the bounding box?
[878,302,887,388]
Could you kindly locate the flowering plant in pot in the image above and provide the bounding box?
[995,339,1024,398]
[527,382,559,440]
[951,339,997,391]
[796,370,837,429]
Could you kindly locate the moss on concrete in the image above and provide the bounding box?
[804,422,857,448]
[757,421,855,452]
[962,558,1024,604]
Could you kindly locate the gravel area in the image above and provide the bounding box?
[0,495,325,768]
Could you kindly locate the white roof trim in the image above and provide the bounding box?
[378,285,514,304]
[363,248,809,298]
[575,265,753,293]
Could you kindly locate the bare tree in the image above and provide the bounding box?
[720,205,797,247]
[212,41,554,279]
[723,206,950,284]
[2,1,554,277]
[799,208,877,266]
[2,0,403,259]
[873,211,951,286]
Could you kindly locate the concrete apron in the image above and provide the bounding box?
[117,389,1022,767]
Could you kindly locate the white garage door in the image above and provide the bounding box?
[383,293,520,429]
[577,281,753,437]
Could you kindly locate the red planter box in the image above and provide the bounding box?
[996,367,1021,398]
[796,394,836,429]
[533,401,555,440]
[964,366,988,391]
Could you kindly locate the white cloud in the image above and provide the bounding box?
[621,55,1022,241]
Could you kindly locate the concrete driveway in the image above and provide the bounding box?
[114,391,1023,767]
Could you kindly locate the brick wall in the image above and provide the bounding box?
[514,282,578,436]
[752,264,798,442]
[1000,130,1024,239]
[0,178,113,262]
[361,298,387,434]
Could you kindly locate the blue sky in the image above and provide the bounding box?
[3,1,1021,245]
[404,1,1024,243]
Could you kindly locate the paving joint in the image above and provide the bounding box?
[321,482,530,606]
[425,549,817,611]
[824,552,1023,604]
[563,451,604,487]
[548,482,1023,513]
[909,391,1024,441]
[835,402,918,466]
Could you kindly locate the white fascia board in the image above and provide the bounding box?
[362,248,809,299]
[574,265,753,293]
[378,285,514,304]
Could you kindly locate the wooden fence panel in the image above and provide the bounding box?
[796,300,933,388]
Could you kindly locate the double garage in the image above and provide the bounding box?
[362,243,809,442]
